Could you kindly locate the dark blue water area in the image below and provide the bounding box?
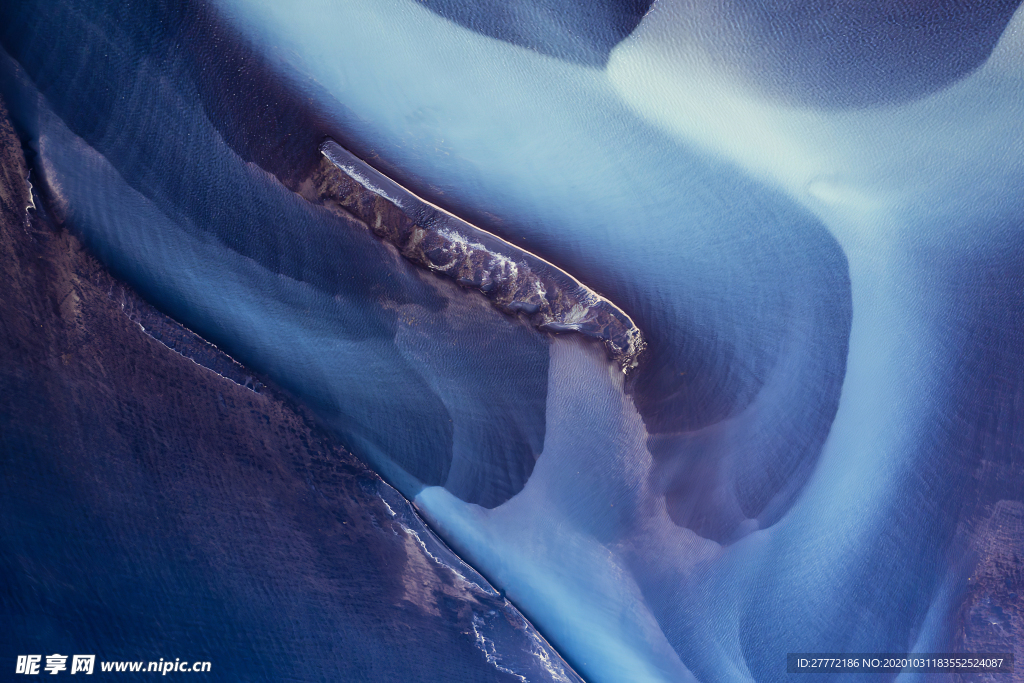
[414,0,653,67]
[0,0,549,511]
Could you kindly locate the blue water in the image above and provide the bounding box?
[2,0,1022,680]
[414,0,652,66]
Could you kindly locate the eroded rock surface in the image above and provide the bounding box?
[301,139,644,371]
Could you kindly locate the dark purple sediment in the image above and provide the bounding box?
[301,139,645,371]
[953,501,1022,683]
